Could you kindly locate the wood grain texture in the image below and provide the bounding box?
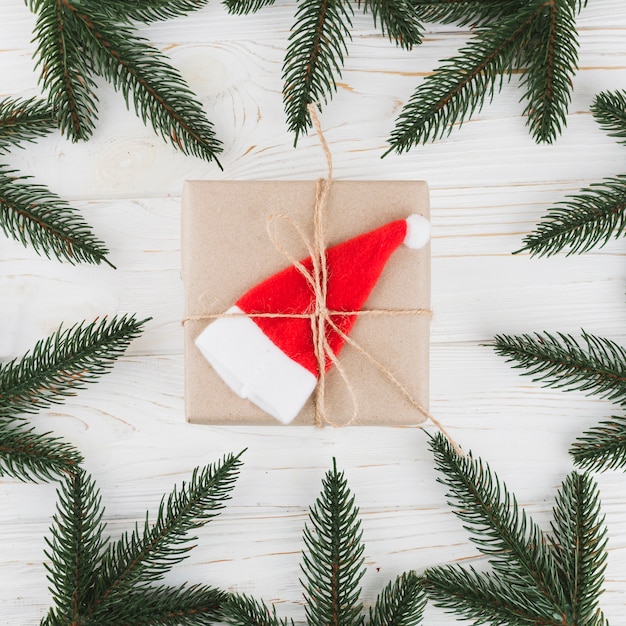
[1,0,626,623]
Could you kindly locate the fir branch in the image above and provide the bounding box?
[226,0,423,139]
[222,594,293,626]
[301,459,366,626]
[223,0,277,15]
[368,571,426,626]
[520,89,626,257]
[427,433,567,618]
[411,0,526,27]
[550,472,608,623]
[592,89,626,145]
[386,2,541,152]
[424,433,609,623]
[0,422,82,482]
[520,0,582,143]
[283,0,354,143]
[44,468,107,625]
[43,457,241,625]
[92,0,209,24]
[491,331,626,406]
[28,0,222,164]
[221,460,425,626]
[387,0,586,152]
[423,565,549,624]
[85,452,243,621]
[29,0,100,142]
[0,165,112,266]
[518,175,626,257]
[0,315,148,422]
[0,98,111,266]
[98,585,226,625]
[360,0,423,50]
[570,415,626,472]
[66,2,222,165]
[0,97,57,153]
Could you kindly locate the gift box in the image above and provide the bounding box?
[181,180,431,426]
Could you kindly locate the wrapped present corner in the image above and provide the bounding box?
[181,180,431,426]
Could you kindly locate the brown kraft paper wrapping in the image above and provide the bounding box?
[182,180,431,426]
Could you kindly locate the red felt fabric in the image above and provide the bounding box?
[236,218,408,375]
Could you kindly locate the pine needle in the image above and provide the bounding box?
[43,455,241,624]
[44,468,107,623]
[423,433,609,623]
[0,315,149,422]
[0,315,146,483]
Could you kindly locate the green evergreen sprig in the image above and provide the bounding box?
[220,459,426,626]
[492,331,626,405]
[0,97,111,265]
[28,0,222,165]
[423,433,609,624]
[283,0,355,143]
[0,97,57,150]
[94,0,209,24]
[225,0,422,142]
[223,0,276,14]
[411,0,526,27]
[302,459,366,626]
[0,315,147,482]
[592,89,626,145]
[387,0,586,153]
[570,415,626,472]
[521,90,626,257]
[42,453,242,625]
[492,331,626,472]
[0,315,148,422]
[0,422,82,483]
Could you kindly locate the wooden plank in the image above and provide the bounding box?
[1,0,626,622]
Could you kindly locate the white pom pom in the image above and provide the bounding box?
[404,214,431,249]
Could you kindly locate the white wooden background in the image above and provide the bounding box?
[1,1,626,623]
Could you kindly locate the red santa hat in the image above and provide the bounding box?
[195,214,430,424]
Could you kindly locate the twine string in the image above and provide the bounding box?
[184,309,433,322]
